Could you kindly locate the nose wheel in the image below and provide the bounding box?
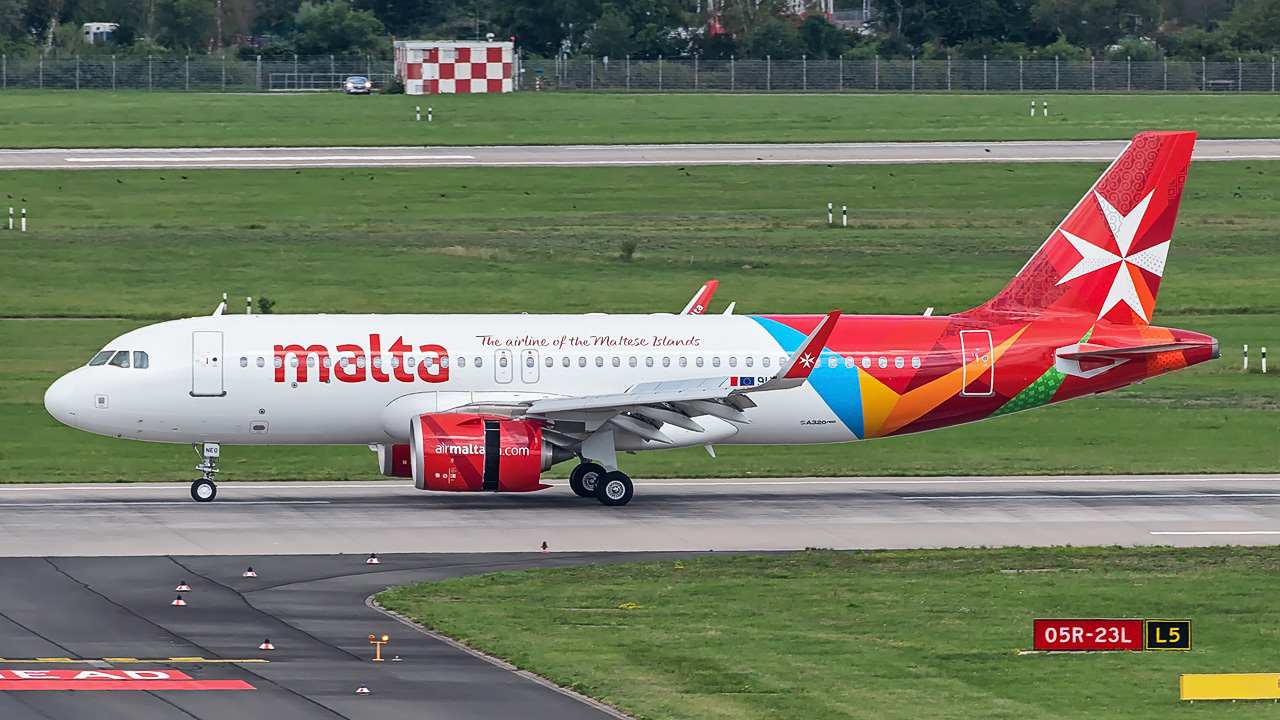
[191,442,220,503]
[191,478,217,502]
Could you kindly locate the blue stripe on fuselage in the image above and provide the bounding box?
[750,316,864,439]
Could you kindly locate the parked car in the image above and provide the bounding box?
[343,76,372,94]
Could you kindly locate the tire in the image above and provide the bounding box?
[569,463,606,498]
[191,479,217,503]
[595,471,633,506]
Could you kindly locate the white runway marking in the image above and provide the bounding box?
[0,500,331,507]
[1151,530,1280,536]
[65,154,476,163]
[904,493,1280,500]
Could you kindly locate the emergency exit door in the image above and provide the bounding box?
[959,330,994,397]
[191,331,225,397]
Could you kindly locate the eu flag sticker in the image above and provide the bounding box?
[739,377,755,387]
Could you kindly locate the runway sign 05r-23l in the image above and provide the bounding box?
[1033,619,1192,651]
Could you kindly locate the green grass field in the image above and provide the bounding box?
[378,547,1280,719]
[3,160,1278,482]
[4,91,1280,147]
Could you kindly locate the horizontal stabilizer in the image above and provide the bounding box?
[1056,342,1203,362]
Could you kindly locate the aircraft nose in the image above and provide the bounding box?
[44,371,82,427]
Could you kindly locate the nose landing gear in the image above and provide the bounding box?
[191,443,219,502]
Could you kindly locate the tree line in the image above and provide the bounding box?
[1,0,1278,62]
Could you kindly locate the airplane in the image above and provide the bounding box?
[43,131,1218,506]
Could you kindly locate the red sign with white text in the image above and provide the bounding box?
[1033,619,1143,651]
[0,669,254,690]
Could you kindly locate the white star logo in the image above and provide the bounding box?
[799,354,816,368]
[1056,190,1168,322]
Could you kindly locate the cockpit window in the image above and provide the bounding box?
[89,351,113,366]
[133,351,149,369]
[108,350,131,368]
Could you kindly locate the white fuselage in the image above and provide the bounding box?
[44,314,859,449]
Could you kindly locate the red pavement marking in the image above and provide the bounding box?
[0,669,254,690]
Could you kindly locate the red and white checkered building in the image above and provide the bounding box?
[394,40,515,95]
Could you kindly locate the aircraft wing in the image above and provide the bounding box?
[509,311,841,445]
[680,280,719,315]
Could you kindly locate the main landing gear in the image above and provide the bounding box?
[569,461,634,506]
[191,442,219,502]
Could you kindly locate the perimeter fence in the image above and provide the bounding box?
[0,54,393,91]
[535,56,1280,93]
[2,53,1279,92]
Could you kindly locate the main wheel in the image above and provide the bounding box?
[191,479,217,503]
[595,471,634,506]
[569,462,606,498]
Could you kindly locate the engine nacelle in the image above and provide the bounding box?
[375,444,413,478]
[408,413,572,492]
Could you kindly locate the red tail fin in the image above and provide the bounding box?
[964,131,1196,325]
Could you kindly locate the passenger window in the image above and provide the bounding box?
[356,356,366,368]
[457,356,467,368]
[679,357,687,368]
[307,356,316,368]
[895,357,905,369]
[240,357,248,368]
[712,357,721,368]
[562,356,570,368]
[526,356,534,368]
[89,350,113,366]
[109,350,130,368]
[274,356,284,368]
[845,357,854,369]
[475,356,482,368]
[133,351,149,369]
[645,357,654,368]
[862,356,871,369]
[828,357,837,368]
[406,357,414,369]
[441,356,449,369]
[544,356,553,368]
[373,356,382,368]
[762,357,770,368]
[696,357,704,368]
[499,356,508,368]
[729,357,737,368]
[596,356,604,367]
[662,357,670,367]
[256,357,265,368]
[579,357,587,367]
[389,356,399,369]
[745,357,753,368]
[629,357,638,368]
[912,357,921,369]
[878,357,888,368]
[612,356,620,368]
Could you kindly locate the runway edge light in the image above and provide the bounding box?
[171,594,187,607]
[243,567,257,578]
[356,684,371,695]
[366,554,380,565]
[175,581,191,592]
[259,639,275,651]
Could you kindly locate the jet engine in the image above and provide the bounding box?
[408,413,573,492]
[375,443,413,478]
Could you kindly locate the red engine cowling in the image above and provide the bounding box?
[376,444,413,478]
[409,413,567,492]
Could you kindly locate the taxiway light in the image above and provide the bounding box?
[356,684,371,695]
[175,581,191,592]
[172,594,187,607]
[243,567,257,578]
[366,553,380,565]
[259,639,275,651]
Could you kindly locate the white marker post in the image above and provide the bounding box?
[20,207,25,232]
[842,205,847,227]
[427,107,433,122]
[1030,100,1035,117]
[1244,344,1249,371]
[827,202,833,225]
[1042,101,1048,117]
[1264,347,1268,374]
[246,297,252,315]
[7,207,11,230]
[415,106,420,122]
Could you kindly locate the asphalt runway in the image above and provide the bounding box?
[3,139,1280,169]
[0,551,705,720]
[4,475,1280,557]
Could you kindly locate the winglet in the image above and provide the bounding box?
[680,280,719,315]
[779,311,842,380]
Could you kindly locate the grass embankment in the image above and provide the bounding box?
[2,161,1278,482]
[378,547,1280,720]
[4,91,1280,147]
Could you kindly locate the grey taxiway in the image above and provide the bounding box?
[3,138,1280,170]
